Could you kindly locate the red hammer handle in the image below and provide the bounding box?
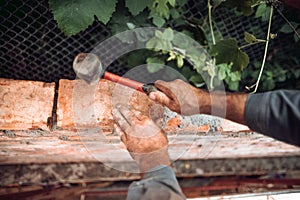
[103,71,145,93]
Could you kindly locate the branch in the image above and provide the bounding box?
[208,0,216,45]
[250,5,274,93]
[276,8,300,40]
[239,39,266,50]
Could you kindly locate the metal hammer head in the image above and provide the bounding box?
[73,53,102,85]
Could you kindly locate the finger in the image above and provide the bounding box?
[149,90,172,107]
[114,124,127,142]
[112,106,131,132]
[154,80,173,98]
[131,109,148,121]
[118,106,137,125]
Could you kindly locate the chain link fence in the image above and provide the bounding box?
[0,0,297,83]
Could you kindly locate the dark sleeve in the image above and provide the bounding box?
[245,90,300,146]
[126,165,186,200]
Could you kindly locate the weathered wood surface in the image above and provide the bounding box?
[0,79,55,130]
[1,129,300,186]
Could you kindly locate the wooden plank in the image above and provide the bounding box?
[1,129,300,186]
[5,130,291,165]
[0,79,55,130]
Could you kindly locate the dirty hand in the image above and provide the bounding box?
[149,79,211,115]
[113,105,170,172]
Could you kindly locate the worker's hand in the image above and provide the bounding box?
[113,105,170,172]
[149,79,211,115]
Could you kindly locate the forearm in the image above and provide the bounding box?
[196,89,248,125]
[223,92,248,125]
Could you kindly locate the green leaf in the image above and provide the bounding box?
[146,37,165,51]
[146,57,165,73]
[227,81,239,91]
[127,50,151,68]
[49,0,117,36]
[151,0,176,19]
[265,70,273,77]
[109,9,150,37]
[280,24,294,33]
[173,32,190,49]
[228,71,241,82]
[276,73,286,82]
[146,29,173,51]
[168,0,176,7]
[255,4,270,22]
[147,56,165,64]
[177,0,186,7]
[151,0,169,18]
[209,38,249,71]
[222,0,259,16]
[262,77,275,90]
[162,28,174,41]
[126,22,135,29]
[155,30,163,38]
[217,63,229,80]
[294,69,300,78]
[152,15,166,27]
[161,40,173,51]
[126,0,150,16]
[189,74,204,86]
[169,8,180,19]
[134,28,154,42]
[224,70,241,91]
[244,31,257,43]
[280,22,299,34]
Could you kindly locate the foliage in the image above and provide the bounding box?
[209,39,249,71]
[255,3,271,21]
[48,0,118,36]
[222,0,259,16]
[243,58,300,91]
[280,22,300,42]
[49,0,300,92]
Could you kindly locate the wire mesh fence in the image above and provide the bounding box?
[0,0,297,83]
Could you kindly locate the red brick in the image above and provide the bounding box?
[0,78,55,130]
[56,79,164,129]
[220,119,250,132]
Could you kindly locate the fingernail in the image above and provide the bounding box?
[149,93,156,100]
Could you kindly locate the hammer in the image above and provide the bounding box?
[73,53,157,94]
